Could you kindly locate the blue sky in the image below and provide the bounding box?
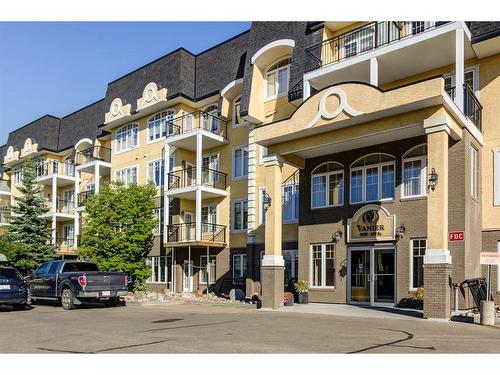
[0,22,250,145]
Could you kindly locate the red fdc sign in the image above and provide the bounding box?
[449,231,464,242]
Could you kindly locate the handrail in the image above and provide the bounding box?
[168,167,227,190]
[166,222,226,244]
[36,161,75,177]
[75,146,112,165]
[445,83,482,130]
[288,79,303,102]
[165,110,229,140]
[78,189,95,206]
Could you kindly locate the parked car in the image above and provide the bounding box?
[27,260,128,310]
[0,266,29,310]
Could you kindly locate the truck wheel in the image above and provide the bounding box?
[61,288,75,310]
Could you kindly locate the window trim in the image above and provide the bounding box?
[115,165,139,187]
[115,123,139,154]
[264,57,291,101]
[147,109,175,144]
[311,163,344,209]
[309,243,336,289]
[231,199,248,232]
[401,144,428,199]
[409,238,427,291]
[232,145,249,180]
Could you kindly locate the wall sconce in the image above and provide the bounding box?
[263,192,272,211]
[429,168,438,191]
[332,229,343,243]
[396,224,406,239]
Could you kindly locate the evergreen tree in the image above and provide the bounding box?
[78,181,157,290]
[7,158,55,273]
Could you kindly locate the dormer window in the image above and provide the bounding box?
[265,58,291,99]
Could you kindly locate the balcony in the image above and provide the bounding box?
[55,237,75,255]
[36,161,76,187]
[166,167,228,199]
[166,222,226,247]
[75,146,111,165]
[0,208,11,225]
[77,189,95,207]
[445,84,483,130]
[165,110,229,151]
[46,198,75,217]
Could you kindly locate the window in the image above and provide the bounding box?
[116,124,138,153]
[232,200,248,231]
[350,154,395,204]
[344,26,375,58]
[233,254,246,279]
[283,184,299,222]
[202,105,220,132]
[148,159,165,187]
[233,146,249,179]
[402,144,427,198]
[444,68,477,97]
[153,207,163,235]
[148,256,170,283]
[148,110,175,142]
[265,58,291,99]
[115,166,138,187]
[410,238,426,290]
[201,205,217,233]
[200,255,216,284]
[310,244,335,288]
[232,96,244,127]
[169,155,175,172]
[13,166,22,184]
[35,263,50,276]
[202,154,220,185]
[311,162,344,208]
[471,145,479,199]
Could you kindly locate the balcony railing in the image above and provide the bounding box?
[36,161,75,178]
[75,146,111,165]
[445,84,483,130]
[168,167,227,190]
[47,198,75,214]
[288,79,303,103]
[305,21,448,72]
[78,189,95,207]
[165,110,228,140]
[0,209,11,224]
[56,237,75,251]
[166,222,226,244]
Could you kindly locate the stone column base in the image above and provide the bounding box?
[261,265,284,309]
[423,263,452,320]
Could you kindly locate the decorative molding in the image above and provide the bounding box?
[4,146,19,164]
[20,138,38,157]
[220,78,243,98]
[262,255,285,267]
[423,114,461,141]
[104,98,132,124]
[262,154,284,168]
[136,82,168,112]
[251,39,295,66]
[424,248,452,264]
[305,87,365,129]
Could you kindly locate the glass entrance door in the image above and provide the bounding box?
[349,247,395,306]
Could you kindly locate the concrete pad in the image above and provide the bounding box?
[266,303,424,321]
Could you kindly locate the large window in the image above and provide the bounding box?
[350,154,395,204]
[265,58,291,99]
[233,254,246,279]
[232,200,248,231]
[147,159,165,187]
[471,145,479,199]
[410,238,426,290]
[310,244,335,288]
[202,205,217,233]
[402,144,427,198]
[115,166,137,187]
[200,255,216,284]
[233,146,249,179]
[148,256,170,284]
[116,124,138,153]
[148,110,175,142]
[311,162,344,208]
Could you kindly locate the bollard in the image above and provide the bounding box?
[480,300,495,326]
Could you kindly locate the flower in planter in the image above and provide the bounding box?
[294,280,309,294]
[284,292,294,300]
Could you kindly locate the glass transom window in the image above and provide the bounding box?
[350,154,395,204]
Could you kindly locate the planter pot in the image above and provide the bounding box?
[297,292,309,304]
[284,298,294,306]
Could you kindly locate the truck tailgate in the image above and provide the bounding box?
[83,272,127,291]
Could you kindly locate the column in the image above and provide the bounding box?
[246,126,257,296]
[94,163,100,194]
[303,80,311,100]
[370,57,378,86]
[424,128,452,319]
[195,133,202,241]
[261,154,284,309]
[455,28,464,112]
[51,175,57,245]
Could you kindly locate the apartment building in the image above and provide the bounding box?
[1,21,500,319]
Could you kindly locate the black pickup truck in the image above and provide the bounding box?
[27,260,128,310]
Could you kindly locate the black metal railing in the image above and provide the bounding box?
[288,79,303,103]
[165,110,228,140]
[75,146,111,165]
[36,161,75,177]
[78,189,95,206]
[305,21,449,72]
[0,208,11,224]
[167,167,227,190]
[166,222,226,244]
[445,83,482,130]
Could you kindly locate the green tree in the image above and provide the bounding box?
[7,158,55,273]
[78,181,157,290]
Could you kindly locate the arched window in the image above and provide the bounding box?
[265,57,291,99]
[402,144,427,198]
[311,162,344,208]
[202,105,220,133]
[350,153,395,204]
[148,109,175,142]
[116,123,139,153]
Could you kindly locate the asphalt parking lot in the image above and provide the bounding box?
[1,301,499,353]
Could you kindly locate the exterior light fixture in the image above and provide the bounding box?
[429,168,438,191]
[263,192,272,211]
[396,224,406,239]
[332,229,343,243]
